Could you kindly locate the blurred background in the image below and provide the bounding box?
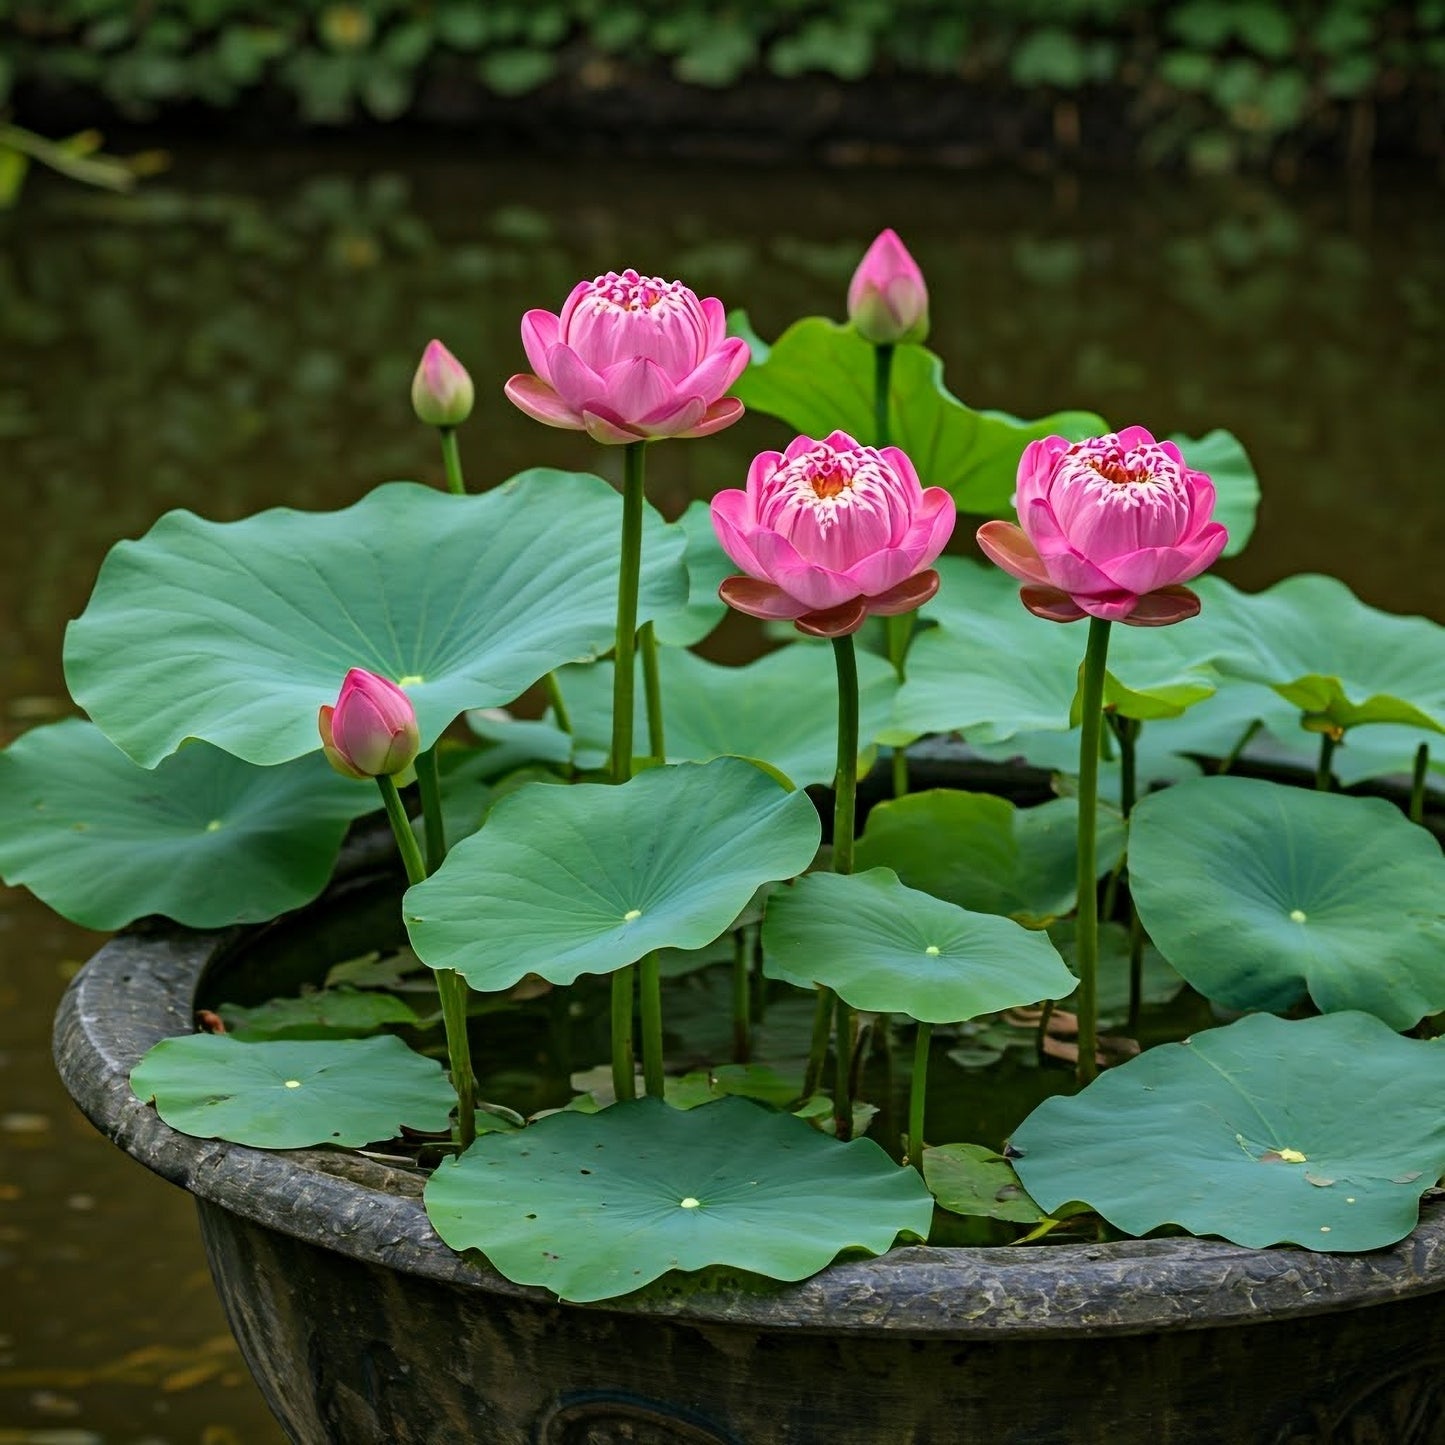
[1,3,1442,1440]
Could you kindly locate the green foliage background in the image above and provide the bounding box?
[3,1,1444,165]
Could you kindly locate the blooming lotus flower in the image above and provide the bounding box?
[847,229,929,346]
[712,431,956,639]
[318,669,420,779]
[411,340,474,428]
[976,427,1228,626]
[504,269,750,445]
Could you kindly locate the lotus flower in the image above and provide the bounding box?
[976,428,1228,626]
[318,669,420,779]
[411,340,474,428]
[712,431,956,639]
[504,269,750,445]
[848,229,929,346]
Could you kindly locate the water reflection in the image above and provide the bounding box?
[0,144,1441,1437]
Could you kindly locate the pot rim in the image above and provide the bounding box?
[52,829,1445,1341]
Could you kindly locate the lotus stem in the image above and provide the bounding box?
[377,772,475,1148]
[414,745,447,876]
[1411,742,1430,824]
[1110,714,1146,1032]
[639,952,664,1099]
[1074,617,1112,1085]
[438,426,466,495]
[731,928,751,1063]
[831,634,862,1135]
[802,985,835,1101]
[1316,732,1338,792]
[610,966,636,1103]
[1217,718,1262,774]
[542,672,572,735]
[908,1021,932,1169]
[834,996,855,1142]
[640,621,666,762]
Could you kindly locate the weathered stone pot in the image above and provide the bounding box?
[54,827,1445,1445]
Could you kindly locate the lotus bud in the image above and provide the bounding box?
[847,229,929,346]
[319,669,420,779]
[411,340,474,428]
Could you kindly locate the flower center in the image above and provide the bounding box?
[1057,434,1188,511]
[587,268,690,317]
[771,446,895,531]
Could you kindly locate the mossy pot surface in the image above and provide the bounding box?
[54,813,1445,1445]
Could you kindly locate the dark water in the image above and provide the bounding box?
[2,140,1442,1439]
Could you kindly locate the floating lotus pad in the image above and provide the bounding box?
[554,643,899,787]
[424,1095,934,1302]
[405,759,822,992]
[1196,573,1445,736]
[762,869,1076,1023]
[1011,1011,1445,1252]
[1129,775,1445,1028]
[922,1143,1047,1224]
[855,789,1125,927]
[219,988,422,1041]
[65,472,687,768]
[131,1033,455,1149]
[730,315,1104,513]
[0,719,378,929]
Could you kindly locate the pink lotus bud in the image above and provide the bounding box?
[411,340,474,428]
[847,229,929,346]
[318,669,420,779]
[503,269,750,446]
[711,431,956,639]
[976,427,1229,627]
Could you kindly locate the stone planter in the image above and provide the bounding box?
[54,831,1445,1445]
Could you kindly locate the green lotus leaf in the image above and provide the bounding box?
[404,758,822,991]
[762,869,1076,1023]
[218,987,422,1041]
[896,559,1225,743]
[1170,429,1259,558]
[131,1033,455,1148]
[0,719,377,930]
[423,1095,933,1302]
[1129,775,1445,1027]
[855,789,1125,928]
[65,472,688,768]
[553,643,899,787]
[650,499,732,648]
[1196,574,1445,736]
[730,316,1104,510]
[922,1143,1047,1224]
[1011,1012,1445,1252]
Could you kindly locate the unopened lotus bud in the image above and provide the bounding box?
[411,340,474,428]
[319,669,420,779]
[847,229,929,346]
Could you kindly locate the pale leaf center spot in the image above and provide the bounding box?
[679,1196,701,1209]
[1289,909,1307,923]
[397,674,425,687]
[284,1080,302,1089]
[205,819,223,833]
[623,909,642,922]
[925,945,941,957]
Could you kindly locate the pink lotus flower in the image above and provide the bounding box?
[848,229,929,346]
[712,431,956,639]
[504,270,750,446]
[976,427,1228,626]
[318,669,420,779]
[411,340,474,428]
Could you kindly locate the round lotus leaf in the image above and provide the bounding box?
[1011,1011,1445,1252]
[218,988,421,1041]
[1129,775,1445,1027]
[1170,429,1258,559]
[1197,573,1445,736]
[423,1095,933,1302]
[0,719,377,929]
[855,789,1125,927]
[64,472,687,768]
[553,643,899,787]
[762,868,1076,1023]
[650,499,732,648]
[405,758,821,991]
[131,1033,455,1148]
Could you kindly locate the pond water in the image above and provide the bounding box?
[1,139,1442,1440]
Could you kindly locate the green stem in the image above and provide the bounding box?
[731,929,752,1063]
[873,342,894,448]
[833,996,855,1142]
[908,1021,932,1168]
[832,635,860,876]
[611,966,636,1103]
[1217,718,1262,774]
[638,953,664,1099]
[1411,742,1430,825]
[802,986,835,1101]
[414,745,447,877]
[1316,732,1338,792]
[1074,617,1112,1086]
[639,621,666,762]
[542,672,572,735]
[377,774,474,1147]
[438,427,465,495]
